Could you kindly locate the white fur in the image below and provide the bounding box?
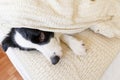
[90,20,120,38]
[61,35,86,56]
[15,31,62,62]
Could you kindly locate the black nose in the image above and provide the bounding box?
[51,56,60,65]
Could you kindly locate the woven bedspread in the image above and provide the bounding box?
[4,30,120,80]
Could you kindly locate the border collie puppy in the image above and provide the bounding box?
[1,28,62,65]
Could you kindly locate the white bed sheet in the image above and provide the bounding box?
[101,52,120,80]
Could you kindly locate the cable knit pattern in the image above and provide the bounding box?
[0,0,120,34]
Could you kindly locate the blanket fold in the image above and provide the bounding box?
[0,0,120,34]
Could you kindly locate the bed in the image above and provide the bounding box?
[4,30,120,80]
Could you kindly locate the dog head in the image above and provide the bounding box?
[2,28,62,65]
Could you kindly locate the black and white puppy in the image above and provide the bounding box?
[1,28,62,65]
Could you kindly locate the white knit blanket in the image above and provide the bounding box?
[0,0,120,34]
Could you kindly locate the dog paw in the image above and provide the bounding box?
[70,40,87,56]
[90,22,115,38]
[61,34,87,56]
[90,22,120,38]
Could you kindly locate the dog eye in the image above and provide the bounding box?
[39,32,45,42]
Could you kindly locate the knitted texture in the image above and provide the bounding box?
[5,30,120,80]
[0,0,120,34]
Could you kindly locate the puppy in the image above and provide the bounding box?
[1,28,62,65]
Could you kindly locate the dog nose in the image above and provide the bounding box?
[51,56,60,65]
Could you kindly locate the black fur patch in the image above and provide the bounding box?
[2,27,54,52]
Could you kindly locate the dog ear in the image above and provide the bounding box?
[39,32,45,42]
[1,37,10,52]
[2,43,8,52]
